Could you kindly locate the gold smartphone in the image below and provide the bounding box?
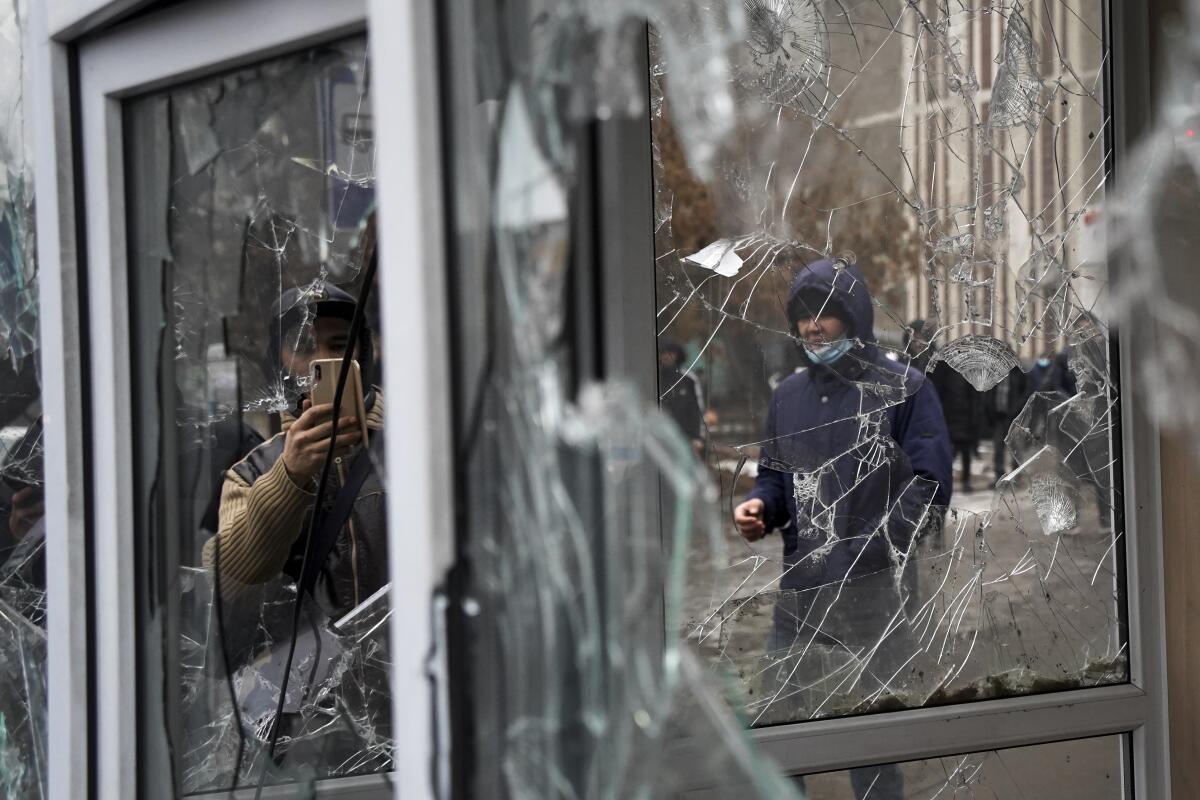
[308,357,370,449]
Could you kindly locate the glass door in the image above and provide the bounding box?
[77,1,397,796]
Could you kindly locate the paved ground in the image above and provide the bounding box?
[682,440,1127,795]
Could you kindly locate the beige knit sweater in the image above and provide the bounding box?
[203,396,385,588]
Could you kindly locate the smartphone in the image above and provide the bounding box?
[308,358,370,448]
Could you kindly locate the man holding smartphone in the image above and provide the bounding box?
[204,284,386,616]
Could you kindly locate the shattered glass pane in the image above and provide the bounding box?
[0,0,46,796]
[123,37,389,793]
[738,0,832,117]
[439,0,802,796]
[652,0,1126,727]
[801,734,1126,798]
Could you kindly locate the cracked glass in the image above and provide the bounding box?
[438,1,806,796]
[652,0,1126,729]
[800,734,1127,798]
[430,0,1145,793]
[0,0,46,796]
[123,36,389,794]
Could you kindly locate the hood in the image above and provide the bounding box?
[786,258,876,344]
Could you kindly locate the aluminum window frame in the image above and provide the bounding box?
[31,2,93,797]
[68,1,421,797]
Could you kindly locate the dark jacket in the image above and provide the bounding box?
[1042,350,1078,397]
[659,365,704,440]
[745,260,953,591]
[986,365,1029,427]
[1028,351,1075,397]
[928,359,984,444]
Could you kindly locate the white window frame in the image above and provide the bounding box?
[31,0,1166,797]
[29,0,451,797]
[31,2,92,797]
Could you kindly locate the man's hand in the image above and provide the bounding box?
[8,486,44,540]
[282,400,363,485]
[734,498,767,541]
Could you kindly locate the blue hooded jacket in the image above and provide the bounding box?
[745,259,953,591]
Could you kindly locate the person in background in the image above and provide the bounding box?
[1028,350,1054,393]
[1028,348,1076,397]
[907,320,984,492]
[903,319,937,371]
[986,365,1029,485]
[1045,348,1078,397]
[657,338,705,453]
[734,258,953,800]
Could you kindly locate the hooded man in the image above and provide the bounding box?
[204,283,386,617]
[732,257,952,800]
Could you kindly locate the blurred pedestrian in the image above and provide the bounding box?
[658,338,705,453]
[908,321,984,492]
[986,365,1028,485]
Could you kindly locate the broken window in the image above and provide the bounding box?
[122,36,389,793]
[0,0,47,796]
[437,1,809,796]
[652,0,1125,727]
[801,734,1127,797]
[425,0,1140,792]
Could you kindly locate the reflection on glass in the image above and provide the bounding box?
[0,0,47,795]
[801,735,1126,799]
[654,1,1125,726]
[435,2,804,797]
[124,38,390,792]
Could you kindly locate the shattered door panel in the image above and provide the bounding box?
[123,38,390,793]
[652,0,1126,726]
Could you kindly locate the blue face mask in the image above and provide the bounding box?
[804,338,855,366]
[1036,357,1051,368]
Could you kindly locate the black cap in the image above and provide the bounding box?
[267,282,376,409]
[273,284,359,334]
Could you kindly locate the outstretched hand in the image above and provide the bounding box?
[734,498,766,542]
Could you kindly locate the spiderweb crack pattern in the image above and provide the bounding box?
[653,0,1124,733]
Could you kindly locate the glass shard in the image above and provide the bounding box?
[936,335,1022,392]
